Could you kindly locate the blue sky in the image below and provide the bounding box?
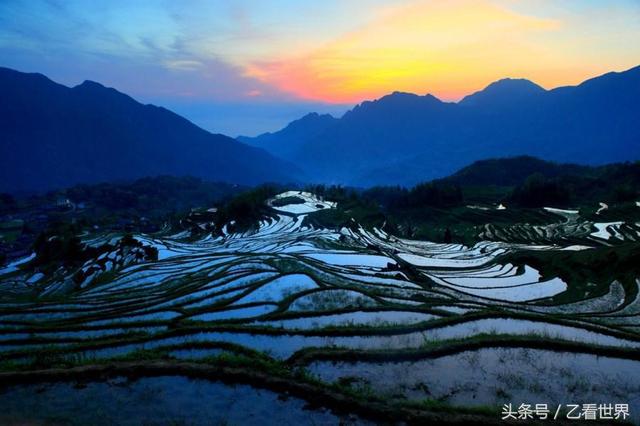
[1,0,639,136]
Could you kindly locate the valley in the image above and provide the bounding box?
[2,2,639,423]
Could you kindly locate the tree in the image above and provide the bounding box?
[443,227,453,243]
[509,173,571,207]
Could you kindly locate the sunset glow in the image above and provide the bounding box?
[244,0,637,103]
[2,0,639,133]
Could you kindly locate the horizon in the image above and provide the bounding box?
[4,63,638,138]
[2,0,639,135]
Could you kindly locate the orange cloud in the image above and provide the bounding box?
[245,0,562,103]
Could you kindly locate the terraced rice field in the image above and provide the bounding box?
[1,192,640,423]
[0,376,369,425]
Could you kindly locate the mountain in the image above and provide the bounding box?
[240,65,640,187]
[442,156,640,207]
[459,78,545,107]
[0,67,299,193]
[442,156,596,187]
[238,112,338,159]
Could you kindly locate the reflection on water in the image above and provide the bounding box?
[0,375,367,425]
[310,348,640,424]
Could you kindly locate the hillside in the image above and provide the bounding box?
[240,66,640,186]
[238,112,338,159]
[0,67,300,193]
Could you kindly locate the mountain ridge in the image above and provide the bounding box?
[241,65,640,186]
[0,67,301,193]
[238,111,338,160]
[459,78,545,107]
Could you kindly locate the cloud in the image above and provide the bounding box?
[245,0,564,103]
[0,1,302,103]
[1,0,638,134]
[164,60,205,71]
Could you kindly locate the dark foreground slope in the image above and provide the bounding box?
[0,67,299,193]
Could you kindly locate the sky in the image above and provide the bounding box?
[1,0,639,136]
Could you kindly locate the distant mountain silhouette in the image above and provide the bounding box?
[459,78,545,107]
[0,67,299,193]
[238,112,337,159]
[240,65,640,187]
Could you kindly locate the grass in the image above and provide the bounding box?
[287,332,640,365]
[1,318,638,424]
[413,399,499,417]
[500,243,640,304]
[3,186,640,424]
[0,350,505,424]
[3,307,638,368]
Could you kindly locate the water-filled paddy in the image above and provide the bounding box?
[0,376,366,425]
[309,348,640,423]
[255,310,439,329]
[1,198,639,422]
